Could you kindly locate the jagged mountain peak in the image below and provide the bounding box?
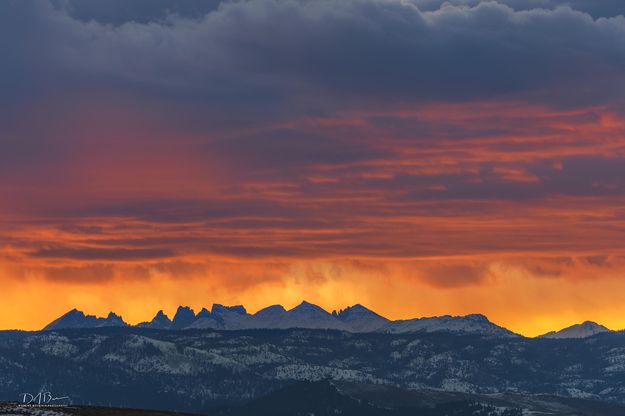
[212,304,248,315]
[295,300,315,307]
[52,308,87,320]
[197,307,211,318]
[44,308,127,331]
[174,305,195,314]
[171,306,196,329]
[291,300,329,314]
[137,309,173,330]
[337,303,390,332]
[105,312,126,325]
[153,310,171,322]
[338,304,378,318]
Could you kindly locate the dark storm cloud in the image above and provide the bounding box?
[4,0,625,267]
[54,0,221,25]
[51,0,625,25]
[410,0,625,19]
[3,0,625,183]
[2,0,625,112]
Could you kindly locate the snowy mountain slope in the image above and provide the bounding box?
[335,304,389,332]
[378,314,517,337]
[540,321,611,339]
[254,304,288,321]
[193,301,352,330]
[258,301,350,330]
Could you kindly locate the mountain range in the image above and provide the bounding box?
[42,301,614,338]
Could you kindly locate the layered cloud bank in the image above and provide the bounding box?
[2,0,625,335]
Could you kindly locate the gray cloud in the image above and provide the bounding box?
[53,0,221,25]
[52,0,625,27]
[3,0,624,184]
[2,0,625,114]
[406,1,625,19]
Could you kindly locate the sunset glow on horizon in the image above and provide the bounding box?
[3,0,625,337]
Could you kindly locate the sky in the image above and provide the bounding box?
[2,0,625,336]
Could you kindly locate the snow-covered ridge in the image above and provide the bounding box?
[43,302,613,338]
[539,321,611,339]
[379,314,516,337]
[44,309,127,331]
[43,301,520,336]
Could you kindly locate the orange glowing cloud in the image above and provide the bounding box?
[3,101,625,335]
